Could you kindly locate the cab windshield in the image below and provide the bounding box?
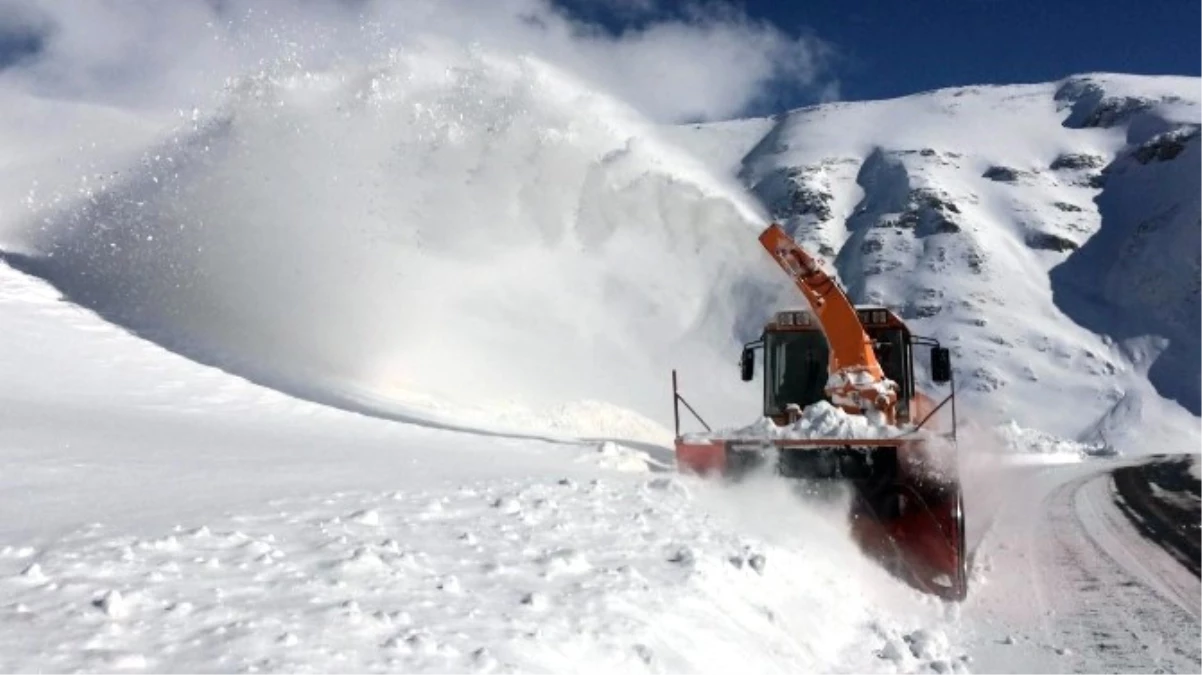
[765,331,829,413]
[764,328,910,415]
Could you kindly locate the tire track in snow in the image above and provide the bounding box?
[1111,456,1201,578]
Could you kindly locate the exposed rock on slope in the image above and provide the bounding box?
[1133,125,1200,164]
[1050,152,1106,171]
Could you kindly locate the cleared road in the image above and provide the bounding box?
[964,455,1201,673]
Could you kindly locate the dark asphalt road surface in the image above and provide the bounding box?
[1112,454,1201,577]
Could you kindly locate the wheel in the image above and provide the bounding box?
[951,487,968,601]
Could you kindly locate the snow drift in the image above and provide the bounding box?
[4,43,782,440]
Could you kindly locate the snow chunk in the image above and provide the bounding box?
[19,563,46,582]
[994,421,1109,461]
[383,630,439,652]
[473,648,498,670]
[109,653,147,669]
[904,628,949,660]
[165,601,194,615]
[581,441,653,472]
[878,639,910,664]
[334,548,388,574]
[644,477,690,498]
[491,497,521,514]
[92,590,129,618]
[520,591,549,610]
[667,546,696,566]
[1,546,36,559]
[349,509,381,526]
[539,548,590,576]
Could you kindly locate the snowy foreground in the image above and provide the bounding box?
[2,261,1199,673]
[0,263,961,673]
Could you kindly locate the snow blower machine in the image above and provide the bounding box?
[672,223,968,601]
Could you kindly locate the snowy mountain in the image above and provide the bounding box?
[665,74,1201,454]
[0,35,1199,672]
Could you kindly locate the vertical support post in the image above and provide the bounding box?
[672,369,681,439]
[949,368,958,442]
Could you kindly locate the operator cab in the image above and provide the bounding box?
[739,306,949,424]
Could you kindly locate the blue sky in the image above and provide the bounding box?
[558,0,1201,109]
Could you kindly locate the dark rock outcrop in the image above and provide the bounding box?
[1050,153,1106,171]
[752,166,835,223]
[1133,126,1200,164]
[1026,231,1079,252]
[885,188,964,235]
[982,165,1023,182]
[1084,96,1155,128]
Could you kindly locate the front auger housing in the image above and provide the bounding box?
[668,223,967,601]
[673,430,967,601]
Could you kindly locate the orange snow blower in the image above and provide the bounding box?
[672,223,968,601]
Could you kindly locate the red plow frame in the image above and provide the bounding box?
[671,371,968,601]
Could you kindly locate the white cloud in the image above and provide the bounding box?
[0,0,838,122]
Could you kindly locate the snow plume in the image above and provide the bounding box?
[0,0,832,439]
[5,29,788,439]
[0,0,836,123]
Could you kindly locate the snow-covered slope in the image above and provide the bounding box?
[666,74,1201,454]
[0,262,972,673]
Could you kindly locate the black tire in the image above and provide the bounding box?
[951,487,968,601]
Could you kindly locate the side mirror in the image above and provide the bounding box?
[931,346,952,384]
[740,348,755,382]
